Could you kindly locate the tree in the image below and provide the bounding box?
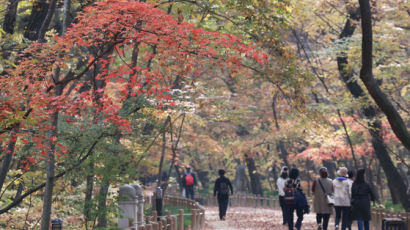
[0,0,264,225]
[357,0,410,210]
[357,0,410,152]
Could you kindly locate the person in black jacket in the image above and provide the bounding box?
[213,169,233,220]
[351,168,376,230]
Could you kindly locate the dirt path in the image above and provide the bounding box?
[204,206,319,230]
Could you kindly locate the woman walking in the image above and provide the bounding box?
[351,169,376,230]
[312,167,333,230]
[277,166,289,225]
[333,167,351,230]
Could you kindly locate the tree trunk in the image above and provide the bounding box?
[2,0,20,34]
[84,161,94,223]
[245,155,263,196]
[37,0,58,42]
[157,116,170,187]
[322,160,336,179]
[40,68,64,230]
[62,0,71,34]
[338,4,409,209]
[358,0,410,151]
[40,111,58,230]
[24,0,49,40]
[0,127,19,193]
[96,178,110,228]
[272,94,290,167]
[196,171,209,190]
[233,160,250,194]
[96,131,121,227]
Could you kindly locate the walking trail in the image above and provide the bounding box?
[203,206,318,230]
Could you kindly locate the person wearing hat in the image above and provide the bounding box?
[277,166,289,225]
[213,169,233,220]
[333,167,351,230]
[182,166,197,200]
[312,167,333,230]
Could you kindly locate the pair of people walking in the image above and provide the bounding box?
[277,166,309,230]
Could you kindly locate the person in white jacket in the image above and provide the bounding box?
[333,167,351,230]
[277,166,289,225]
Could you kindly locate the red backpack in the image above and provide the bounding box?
[185,173,194,186]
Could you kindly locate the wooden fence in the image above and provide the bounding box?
[371,208,410,230]
[130,195,205,230]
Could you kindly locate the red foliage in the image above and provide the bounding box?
[0,0,265,166]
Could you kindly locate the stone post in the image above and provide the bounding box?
[118,185,138,229]
[132,184,145,226]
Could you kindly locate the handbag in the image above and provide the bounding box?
[317,178,334,206]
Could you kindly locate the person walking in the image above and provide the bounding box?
[284,168,306,230]
[277,166,289,225]
[213,169,233,220]
[351,169,376,230]
[346,170,355,230]
[182,166,197,200]
[312,167,333,230]
[333,167,351,230]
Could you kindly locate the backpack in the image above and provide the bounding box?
[284,187,295,205]
[219,181,229,195]
[294,190,308,208]
[185,173,194,186]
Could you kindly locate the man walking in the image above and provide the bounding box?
[213,169,233,220]
[182,166,197,200]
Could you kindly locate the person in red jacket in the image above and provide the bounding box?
[182,166,197,200]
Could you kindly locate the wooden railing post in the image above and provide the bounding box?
[157,219,162,230]
[171,216,176,230]
[161,218,167,230]
[152,221,159,230]
[178,209,184,230]
[152,211,158,222]
[166,210,171,230]
[406,212,410,230]
[192,209,198,230]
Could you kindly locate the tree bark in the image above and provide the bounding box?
[84,161,94,223]
[157,116,170,187]
[40,78,63,230]
[37,0,58,42]
[96,131,120,227]
[272,94,290,167]
[0,127,19,194]
[24,0,49,40]
[96,178,110,227]
[62,0,71,34]
[2,0,20,34]
[358,0,410,151]
[245,154,263,196]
